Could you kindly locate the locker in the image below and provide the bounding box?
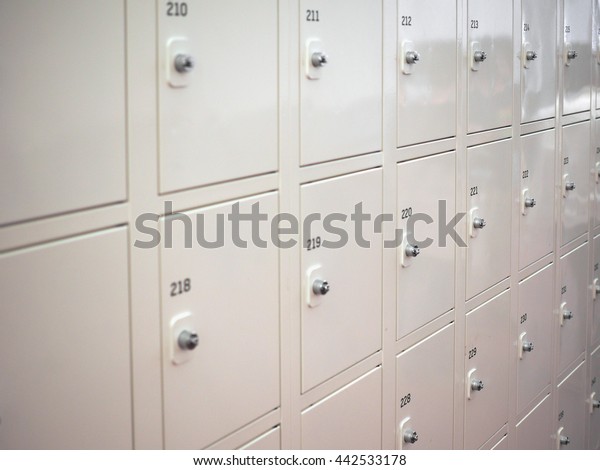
[517,265,553,415]
[597,0,600,110]
[515,394,553,450]
[467,0,513,133]
[0,228,132,449]
[558,243,588,375]
[590,347,600,450]
[561,121,590,246]
[301,367,382,449]
[397,0,457,147]
[0,0,126,226]
[594,121,600,228]
[464,290,510,449]
[556,361,586,449]
[519,129,556,270]
[158,0,278,193]
[161,193,280,449]
[300,0,382,165]
[593,234,600,348]
[239,427,281,450]
[396,324,454,450]
[466,139,512,299]
[520,0,557,123]
[396,153,456,338]
[563,0,592,116]
[301,169,382,391]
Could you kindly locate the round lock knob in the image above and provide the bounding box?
[311,52,328,67]
[178,330,199,351]
[560,435,571,446]
[474,50,487,62]
[405,244,420,258]
[174,54,195,73]
[595,284,600,295]
[567,50,578,60]
[405,51,420,64]
[471,379,484,391]
[525,197,536,208]
[522,341,534,353]
[592,399,600,409]
[562,310,574,321]
[403,429,419,444]
[473,217,486,229]
[313,279,330,296]
[565,181,576,191]
[526,50,538,61]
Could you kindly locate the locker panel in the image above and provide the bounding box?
[301,169,382,392]
[301,367,382,449]
[0,228,132,449]
[162,193,280,449]
[558,243,588,375]
[467,0,513,133]
[594,121,600,228]
[0,0,126,226]
[515,394,553,450]
[563,0,592,115]
[597,0,600,110]
[396,153,456,338]
[239,427,281,450]
[561,121,590,246]
[557,362,586,450]
[397,0,457,147]
[593,235,600,348]
[521,0,557,123]
[464,290,510,449]
[466,140,512,299]
[158,0,278,193]
[300,0,382,165]
[590,347,600,450]
[396,324,454,450]
[517,264,553,415]
[519,129,556,270]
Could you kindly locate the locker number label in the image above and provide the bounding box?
[594,263,599,272]
[520,313,528,324]
[401,207,413,219]
[565,25,571,34]
[564,157,569,165]
[561,285,567,295]
[522,170,529,179]
[558,410,565,421]
[306,236,322,251]
[399,393,411,408]
[470,19,479,29]
[469,186,479,197]
[166,2,188,17]
[170,278,191,297]
[468,347,477,359]
[401,16,412,26]
[523,23,530,32]
[306,10,320,22]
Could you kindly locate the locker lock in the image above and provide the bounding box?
[471,379,484,392]
[593,399,600,410]
[174,54,195,73]
[525,50,538,61]
[312,279,330,296]
[566,50,578,60]
[472,217,486,229]
[405,51,420,64]
[595,283,600,296]
[524,197,536,208]
[403,429,419,444]
[559,435,570,446]
[522,341,534,353]
[404,244,420,258]
[311,52,328,67]
[473,50,487,63]
[562,310,574,321]
[565,181,576,191]
[177,330,199,351]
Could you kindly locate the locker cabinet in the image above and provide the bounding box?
[397,0,457,147]
[396,153,456,338]
[0,0,126,226]
[515,394,553,450]
[590,347,600,450]
[594,120,600,228]
[161,193,280,449]
[0,228,132,449]
[593,234,600,348]
[557,362,586,450]
[596,0,600,110]
[158,0,278,193]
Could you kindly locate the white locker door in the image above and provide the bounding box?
[519,129,556,270]
[596,0,600,110]
[594,121,600,228]
[557,362,586,450]
[158,0,278,193]
[464,290,510,449]
[561,121,590,246]
[239,427,281,450]
[558,243,589,376]
[517,264,553,415]
[466,139,512,299]
[162,193,280,449]
[0,228,132,449]
[593,235,600,348]
[515,394,553,450]
[397,0,457,147]
[301,169,382,391]
[396,153,456,338]
[396,324,454,450]
[467,0,513,133]
[590,347,600,450]
[0,1,126,226]
[563,0,592,115]
[521,0,557,123]
[301,367,382,449]
[300,0,382,165]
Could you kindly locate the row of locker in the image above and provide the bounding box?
[1,0,598,225]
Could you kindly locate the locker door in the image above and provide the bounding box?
[396,153,456,338]
[300,0,382,165]
[396,324,454,450]
[596,0,600,110]
[593,121,600,228]
[515,394,553,450]
[301,169,382,391]
[557,362,586,450]
[558,243,588,375]
[521,0,557,123]
[593,235,600,348]
[301,367,382,449]
[590,347,600,450]
[466,140,512,299]
[0,228,132,449]
[561,121,590,246]
[158,0,278,193]
[239,427,281,450]
[162,193,280,449]
[467,0,513,133]
[563,0,592,116]
[517,265,553,415]
[464,290,510,449]
[0,1,126,226]
[397,0,457,147]
[519,129,556,270]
